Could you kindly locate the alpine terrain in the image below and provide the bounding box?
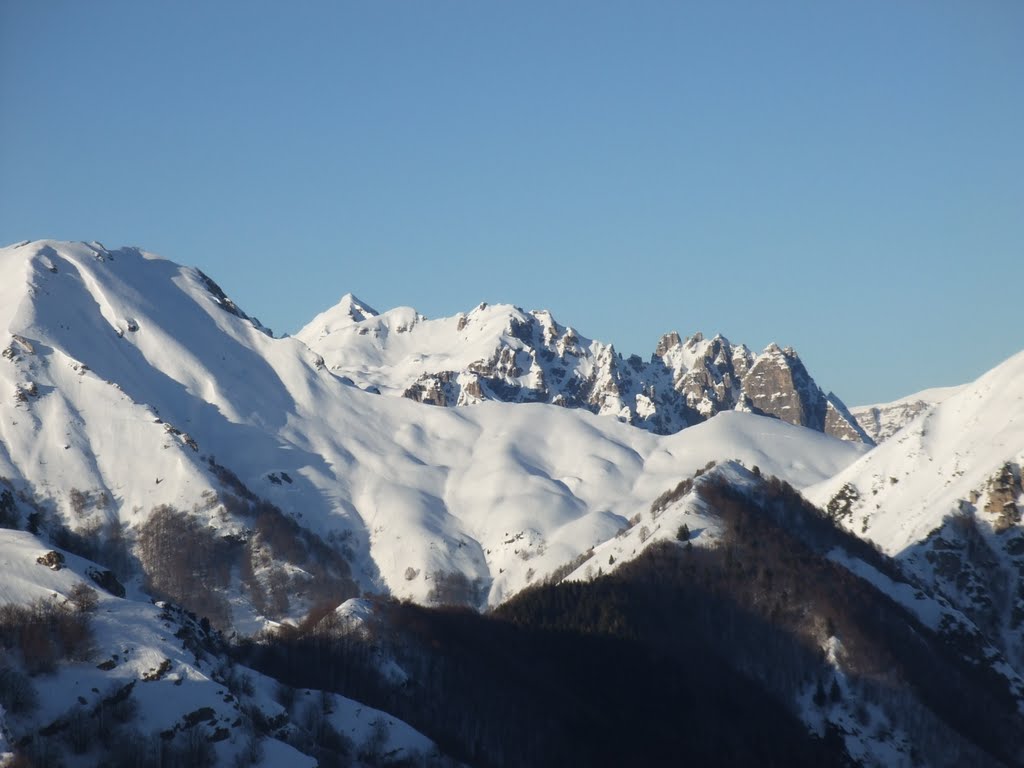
[0,240,1021,767]
[850,386,964,444]
[297,295,872,442]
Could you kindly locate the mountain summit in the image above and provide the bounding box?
[298,297,872,443]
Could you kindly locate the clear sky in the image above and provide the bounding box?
[1,2,1021,406]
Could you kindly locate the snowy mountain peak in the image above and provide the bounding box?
[300,294,870,442]
[807,349,1024,673]
[654,330,682,358]
[335,292,379,323]
[759,341,792,357]
[300,291,381,341]
[811,349,1024,552]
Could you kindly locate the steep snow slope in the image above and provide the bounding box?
[808,350,1024,666]
[850,385,964,443]
[297,294,871,442]
[0,241,865,619]
[808,352,1024,553]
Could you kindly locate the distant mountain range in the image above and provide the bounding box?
[297,293,873,443]
[1,240,1021,767]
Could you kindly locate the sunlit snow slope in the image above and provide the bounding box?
[809,351,1024,667]
[0,241,865,619]
[809,351,1024,553]
[850,385,965,444]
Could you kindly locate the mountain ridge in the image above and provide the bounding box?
[851,384,966,443]
[808,349,1024,674]
[298,292,873,443]
[2,240,1024,766]
[0,240,864,618]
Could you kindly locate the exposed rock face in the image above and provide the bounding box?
[300,297,872,443]
[659,332,749,421]
[88,566,127,597]
[741,344,825,427]
[850,386,964,443]
[404,371,458,407]
[823,397,866,442]
[890,461,1024,668]
[852,400,933,443]
[986,462,1023,532]
[36,550,65,570]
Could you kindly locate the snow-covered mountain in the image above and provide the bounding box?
[297,294,872,443]
[5,239,1023,766]
[0,239,872,763]
[0,240,864,620]
[809,351,1024,669]
[555,460,1024,766]
[850,385,964,443]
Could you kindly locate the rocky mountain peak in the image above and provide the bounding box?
[300,297,872,443]
[742,346,821,425]
[654,331,682,358]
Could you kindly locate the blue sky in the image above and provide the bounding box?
[1,2,1021,405]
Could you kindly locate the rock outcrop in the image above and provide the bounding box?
[850,385,964,443]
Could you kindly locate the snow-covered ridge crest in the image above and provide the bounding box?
[808,349,1024,673]
[298,294,872,443]
[303,291,380,334]
[0,239,866,623]
[850,384,965,443]
[808,349,1024,554]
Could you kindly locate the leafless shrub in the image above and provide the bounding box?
[137,505,233,628]
[0,663,38,713]
[0,487,17,528]
[69,488,90,516]
[427,571,483,608]
[65,705,95,754]
[0,598,94,673]
[68,582,99,613]
[543,548,595,586]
